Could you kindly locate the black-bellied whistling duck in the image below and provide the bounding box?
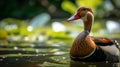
[67,6,120,62]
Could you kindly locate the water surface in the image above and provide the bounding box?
[0,39,120,67]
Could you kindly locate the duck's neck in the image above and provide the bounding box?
[83,11,94,33]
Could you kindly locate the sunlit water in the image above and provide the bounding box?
[0,39,120,67]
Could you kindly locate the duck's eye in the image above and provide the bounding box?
[77,9,80,12]
[82,8,86,11]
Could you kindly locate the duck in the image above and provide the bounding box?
[67,6,120,62]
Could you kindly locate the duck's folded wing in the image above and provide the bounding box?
[91,36,119,47]
[91,36,120,62]
[91,36,119,50]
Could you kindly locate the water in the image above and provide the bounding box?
[0,39,120,67]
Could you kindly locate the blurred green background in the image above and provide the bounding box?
[0,0,120,46]
[0,0,120,67]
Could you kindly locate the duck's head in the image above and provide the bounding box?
[67,6,93,22]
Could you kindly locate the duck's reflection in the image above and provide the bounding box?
[70,61,120,67]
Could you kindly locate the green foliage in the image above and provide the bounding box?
[61,0,77,14]
[0,30,7,39]
[3,18,21,25]
[39,28,73,40]
[92,22,102,32]
[76,0,102,10]
[61,0,103,14]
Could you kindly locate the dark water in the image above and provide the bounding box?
[0,39,120,67]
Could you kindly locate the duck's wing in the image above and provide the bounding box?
[91,36,120,62]
[91,36,119,48]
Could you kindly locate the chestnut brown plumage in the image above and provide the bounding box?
[68,6,119,62]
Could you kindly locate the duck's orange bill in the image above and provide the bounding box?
[67,12,80,22]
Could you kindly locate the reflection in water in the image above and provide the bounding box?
[13,46,18,50]
[70,61,120,67]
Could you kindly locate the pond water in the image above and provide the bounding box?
[0,39,120,67]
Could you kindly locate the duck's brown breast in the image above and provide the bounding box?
[70,35,96,57]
